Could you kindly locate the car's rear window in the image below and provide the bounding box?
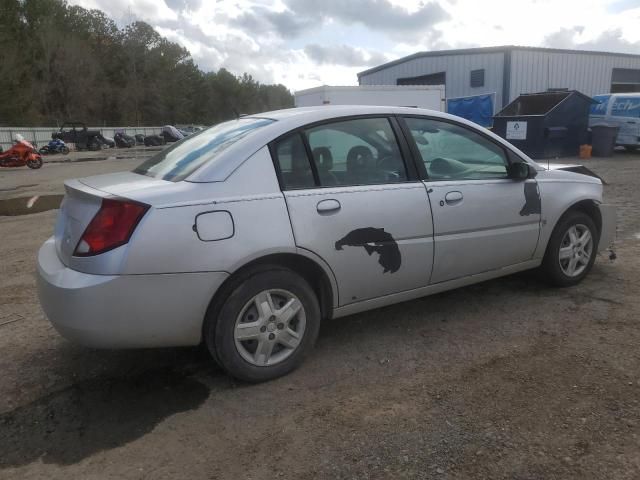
[133,117,274,181]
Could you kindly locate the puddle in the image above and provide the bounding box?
[0,195,64,216]
[48,157,108,164]
[0,367,210,467]
[0,183,38,193]
[48,154,155,164]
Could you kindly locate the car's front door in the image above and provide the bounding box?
[401,116,541,284]
[271,116,434,306]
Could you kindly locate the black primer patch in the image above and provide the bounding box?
[520,182,541,216]
[335,227,401,273]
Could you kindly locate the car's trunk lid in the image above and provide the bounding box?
[54,172,167,267]
[78,171,169,195]
[55,180,106,266]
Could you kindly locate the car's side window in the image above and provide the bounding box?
[404,117,508,181]
[273,133,316,190]
[305,117,408,186]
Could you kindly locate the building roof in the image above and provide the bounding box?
[358,45,640,78]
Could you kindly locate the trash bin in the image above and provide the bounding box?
[590,125,619,157]
[493,91,596,159]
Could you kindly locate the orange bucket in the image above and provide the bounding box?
[579,144,592,159]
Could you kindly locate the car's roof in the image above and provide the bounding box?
[187,105,539,183]
[252,105,446,121]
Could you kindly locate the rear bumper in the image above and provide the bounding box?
[598,204,616,252]
[37,237,228,348]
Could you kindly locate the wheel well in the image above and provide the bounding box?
[565,200,602,236]
[206,253,334,329]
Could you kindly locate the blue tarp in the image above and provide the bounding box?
[447,94,494,127]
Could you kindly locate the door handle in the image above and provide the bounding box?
[444,191,463,205]
[316,199,341,214]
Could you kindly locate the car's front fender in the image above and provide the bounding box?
[534,171,604,259]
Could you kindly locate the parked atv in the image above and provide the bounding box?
[0,138,43,169]
[160,125,184,143]
[39,138,70,155]
[53,122,102,151]
[134,134,145,145]
[99,135,115,148]
[144,134,165,147]
[114,132,136,148]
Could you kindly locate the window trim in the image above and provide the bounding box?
[268,114,421,191]
[300,132,321,186]
[268,132,317,191]
[397,115,520,182]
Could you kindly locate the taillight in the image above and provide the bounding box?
[74,198,149,256]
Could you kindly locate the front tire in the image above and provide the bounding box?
[26,156,43,169]
[541,211,598,287]
[205,267,321,382]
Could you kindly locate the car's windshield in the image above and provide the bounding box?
[133,117,275,181]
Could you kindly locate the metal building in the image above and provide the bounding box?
[358,46,640,109]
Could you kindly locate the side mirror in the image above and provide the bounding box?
[507,162,536,180]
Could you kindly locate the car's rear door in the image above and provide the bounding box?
[271,116,434,306]
[400,116,541,284]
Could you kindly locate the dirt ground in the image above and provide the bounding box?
[0,150,639,479]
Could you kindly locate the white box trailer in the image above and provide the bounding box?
[294,85,445,111]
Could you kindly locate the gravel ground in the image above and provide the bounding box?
[0,150,639,479]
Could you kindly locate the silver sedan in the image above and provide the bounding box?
[37,106,616,382]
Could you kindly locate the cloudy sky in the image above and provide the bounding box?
[70,0,640,91]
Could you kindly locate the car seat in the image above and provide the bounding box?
[347,145,384,184]
[313,147,339,186]
[287,139,314,188]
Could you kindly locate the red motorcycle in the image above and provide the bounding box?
[0,140,43,169]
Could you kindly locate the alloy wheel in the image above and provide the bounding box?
[558,224,593,277]
[234,289,306,367]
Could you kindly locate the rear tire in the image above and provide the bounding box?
[540,211,598,287]
[624,145,638,153]
[204,266,321,382]
[61,146,70,154]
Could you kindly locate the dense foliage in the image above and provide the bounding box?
[0,0,294,126]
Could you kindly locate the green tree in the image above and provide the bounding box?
[0,0,294,126]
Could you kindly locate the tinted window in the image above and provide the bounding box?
[405,117,508,180]
[134,118,274,181]
[273,133,315,190]
[306,117,408,186]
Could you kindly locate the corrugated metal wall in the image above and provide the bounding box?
[509,50,640,102]
[359,49,640,111]
[358,52,505,107]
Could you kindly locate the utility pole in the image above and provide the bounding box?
[128,5,140,126]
